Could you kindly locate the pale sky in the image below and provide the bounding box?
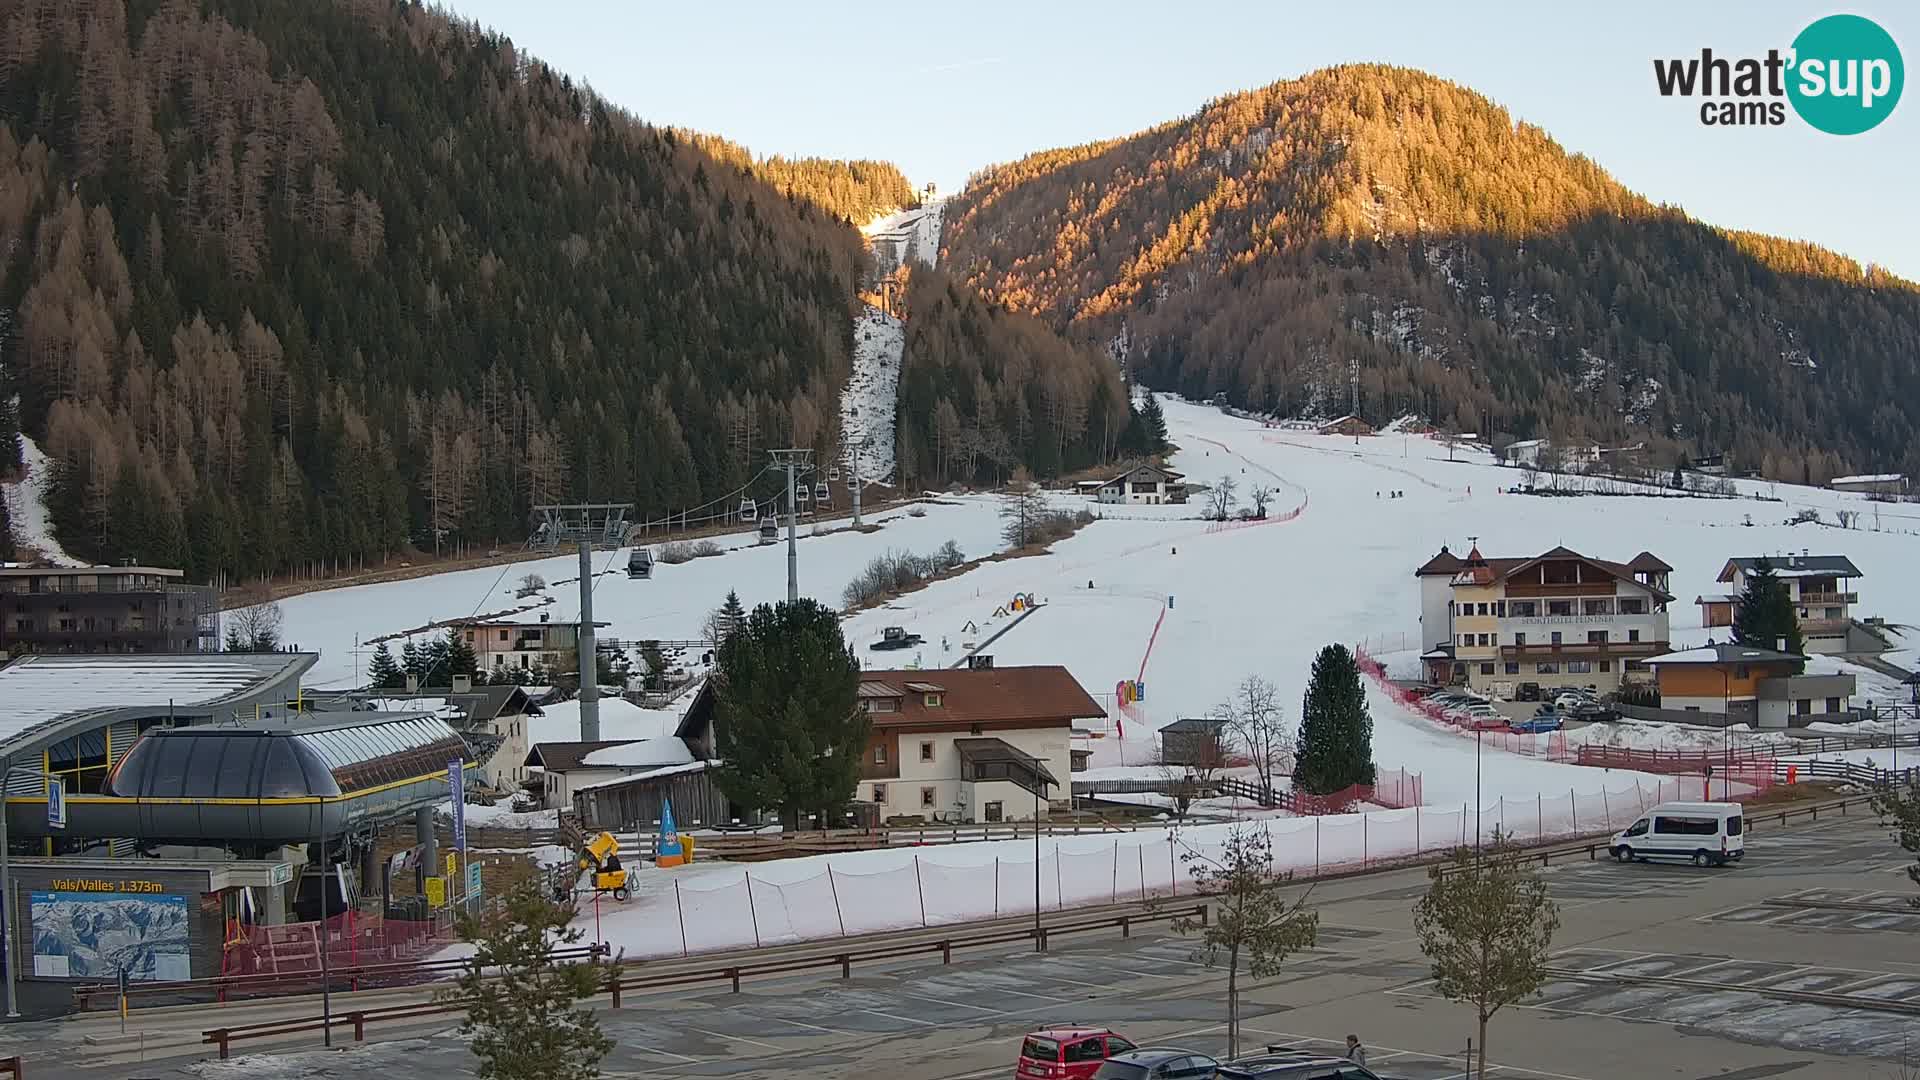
[442,1,1918,279]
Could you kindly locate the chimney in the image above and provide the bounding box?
[452,674,472,694]
[405,673,419,693]
[1776,637,1787,653]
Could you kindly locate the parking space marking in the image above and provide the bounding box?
[758,1014,848,1036]
[1241,1026,1599,1080]
[895,990,1030,1015]
[685,1026,785,1052]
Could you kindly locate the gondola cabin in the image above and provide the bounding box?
[737,497,757,523]
[627,547,654,579]
[758,514,779,542]
[795,485,811,507]
[813,482,831,503]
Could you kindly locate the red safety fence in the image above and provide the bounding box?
[1354,645,1571,759]
[1279,767,1426,815]
[1573,745,1779,774]
[221,911,453,980]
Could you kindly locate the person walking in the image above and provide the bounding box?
[1344,1035,1368,1067]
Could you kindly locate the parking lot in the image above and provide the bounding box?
[11,810,1915,1079]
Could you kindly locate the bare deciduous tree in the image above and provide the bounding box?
[1206,474,1238,520]
[224,597,283,653]
[1248,484,1274,519]
[1158,723,1230,819]
[1219,675,1291,799]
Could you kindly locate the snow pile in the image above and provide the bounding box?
[841,305,903,483]
[439,796,557,829]
[2,434,86,566]
[580,736,694,769]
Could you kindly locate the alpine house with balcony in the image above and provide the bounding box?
[1421,545,1673,695]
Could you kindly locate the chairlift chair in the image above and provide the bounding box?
[738,496,757,522]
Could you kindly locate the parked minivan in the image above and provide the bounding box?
[1610,802,1744,866]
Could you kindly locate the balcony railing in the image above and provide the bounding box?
[1499,640,1667,658]
[1795,591,1857,605]
[0,581,207,597]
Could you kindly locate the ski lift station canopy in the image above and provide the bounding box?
[0,653,471,845]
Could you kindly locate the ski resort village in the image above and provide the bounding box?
[3,4,1920,1078]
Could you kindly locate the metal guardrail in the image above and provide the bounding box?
[1435,794,1878,876]
[200,904,1208,1059]
[76,945,608,1013]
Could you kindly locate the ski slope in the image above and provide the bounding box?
[280,498,1012,687]
[841,305,903,483]
[862,198,946,272]
[2,434,86,567]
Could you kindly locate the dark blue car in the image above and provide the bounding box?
[1510,712,1564,733]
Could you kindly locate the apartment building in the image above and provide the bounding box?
[0,565,217,655]
[1423,545,1672,695]
[450,611,609,674]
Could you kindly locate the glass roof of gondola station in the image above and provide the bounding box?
[109,713,471,800]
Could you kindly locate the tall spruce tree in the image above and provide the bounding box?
[445,626,480,681]
[718,590,746,640]
[401,639,425,684]
[1732,557,1805,659]
[710,598,866,829]
[1137,394,1169,453]
[367,642,404,689]
[1296,643,1376,795]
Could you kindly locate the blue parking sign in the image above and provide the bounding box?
[47,776,66,830]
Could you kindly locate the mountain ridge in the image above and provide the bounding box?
[942,64,1920,481]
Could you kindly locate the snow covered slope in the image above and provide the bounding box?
[2,434,85,567]
[840,306,902,483]
[862,198,945,273]
[280,497,1013,686]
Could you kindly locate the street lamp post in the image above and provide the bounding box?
[1,760,60,1019]
[1034,776,1044,951]
[1474,727,1483,855]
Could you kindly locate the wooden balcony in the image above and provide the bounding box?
[1795,591,1857,605]
[1504,582,1618,598]
[1500,641,1667,658]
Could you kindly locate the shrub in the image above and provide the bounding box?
[657,539,723,565]
[841,541,966,607]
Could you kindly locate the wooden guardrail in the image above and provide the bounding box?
[1435,793,1877,876]
[200,904,1207,1059]
[0,1055,22,1078]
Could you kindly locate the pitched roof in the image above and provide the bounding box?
[1413,546,1464,577]
[524,740,637,771]
[858,665,1105,729]
[1717,555,1863,582]
[1452,546,1675,601]
[1161,717,1229,734]
[366,685,541,722]
[1646,643,1804,666]
[1103,464,1184,485]
[1627,551,1674,573]
[0,653,316,757]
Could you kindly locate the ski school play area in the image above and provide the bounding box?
[279,394,1920,956]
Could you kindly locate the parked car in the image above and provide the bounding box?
[1215,1047,1390,1078]
[1514,681,1543,702]
[1090,1047,1218,1080]
[1452,703,1503,721]
[1510,712,1563,733]
[1610,801,1745,866]
[1018,1027,1137,1079]
[1566,702,1618,723]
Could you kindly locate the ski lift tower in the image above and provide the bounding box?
[530,503,632,742]
[766,449,815,603]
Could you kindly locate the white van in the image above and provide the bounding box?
[1609,802,1744,867]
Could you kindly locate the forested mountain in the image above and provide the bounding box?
[0,0,881,580]
[681,134,916,224]
[943,65,1920,482]
[893,266,1131,487]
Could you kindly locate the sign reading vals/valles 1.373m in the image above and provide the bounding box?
[48,879,169,893]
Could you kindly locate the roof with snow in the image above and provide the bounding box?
[0,653,316,757]
[1101,464,1185,485]
[579,736,695,770]
[1645,643,1804,666]
[359,685,542,723]
[573,759,712,794]
[448,609,611,629]
[524,740,637,771]
[1717,555,1862,581]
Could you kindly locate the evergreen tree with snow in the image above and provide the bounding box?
[368,642,404,689]
[1733,558,1804,663]
[401,639,425,683]
[1295,643,1376,795]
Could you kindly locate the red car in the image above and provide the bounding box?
[1016,1026,1138,1079]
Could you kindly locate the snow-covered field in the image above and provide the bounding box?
[3,434,86,567]
[862,198,945,273]
[280,498,1013,686]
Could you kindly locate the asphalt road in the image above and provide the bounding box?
[7,811,1915,1079]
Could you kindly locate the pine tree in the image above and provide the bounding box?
[445,626,479,680]
[401,639,425,683]
[717,590,746,641]
[1295,643,1376,795]
[710,598,866,829]
[437,877,613,1080]
[1137,393,1169,453]
[1732,558,1804,660]
[367,642,404,689]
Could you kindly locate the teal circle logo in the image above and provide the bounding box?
[1787,14,1904,135]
